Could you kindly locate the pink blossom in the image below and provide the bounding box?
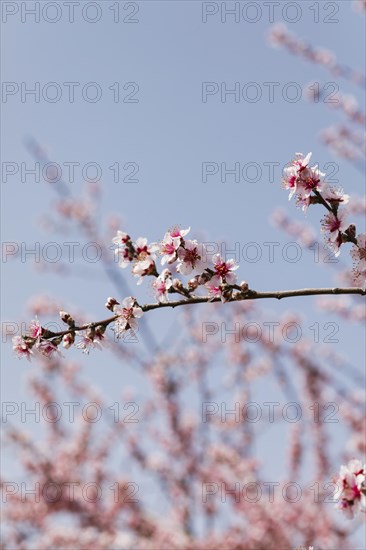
[212,254,239,284]
[62,333,74,349]
[205,275,224,301]
[177,240,206,275]
[334,459,366,519]
[132,237,159,284]
[204,275,233,303]
[28,317,43,339]
[297,162,326,198]
[351,234,366,274]
[282,152,312,200]
[160,233,181,265]
[323,185,350,205]
[112,231,134,268]
[111,230,130,246]
[115,247,134,268]
[321,210,348,256]
[113,297,143,338]
[169,225,190,239]
[75,335,103,354]
[160,226,190,265]
[152,269,172,303]
[283,152,326,203]
[12,336,33,361]
[36,340,61,358]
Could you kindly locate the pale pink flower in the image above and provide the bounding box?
[115,247,134,268]
[282,152,312,200]
[334,459,366,519]
[205,275,226,302]
[169,225,190,239]
[352,269,366,289]
[36,340,61,358]
[62,333,74,349]
[160,226,190,265]
[75,335,102,354]
[112,230,134,268]
[351,234,366,274]
[111,230,130,246]
[12,336,33,361]
[177,240,207,275]
[296,194,312,213]
[283,152,326,205]
[212,254,239,284]
[152,269,172,303]
[297,162,326,198]
[132,237,159,284]
[113,297,143,338]
[160,233,181,265]
[28,317,43,339]
[323,185,350,205]
[321,210,348,256]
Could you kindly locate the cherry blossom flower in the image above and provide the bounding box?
[152,269,172,303]
[160,233,181,265]
[160,226,190,265]
[28,317,43,339]
[12,335,33,361]
[205,275,224,301]
[283,152,326,205]
[321,210,348,256]
[113,297,143,338]
[334,458,366,519]
[176,240,206,275]
[351,234,366,273]
[295,194,313,213]
[297,162,326,198]
[351,234,366,287]
[282,152,313,200]
[112,231,134,269]
[75,335,103,354]
[212,254,239,284]
[111,230,130,247]
[169,225,190,239]
[36,340,61,359]
[205,276,232,303]
[131,237,159,285]
[62,333,75,349]
[323,185,350,206]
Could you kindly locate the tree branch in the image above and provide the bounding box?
[41,287,366,340]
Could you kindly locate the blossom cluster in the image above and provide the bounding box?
[112,225,245,305]
[334,459,366,519]
[12,313,107,360]
[12,318,61,362]
[12,226,247,359]
[283,152,365,284]
[12,152,365,362]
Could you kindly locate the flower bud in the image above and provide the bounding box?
[240,281,249,292]
[188,278,199,291]
[59,311,74,326]
[345,224,356,240]
[62,333,75,349]
[197,271,212,285]
[172,279,183,291]
[105,297,119,311]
